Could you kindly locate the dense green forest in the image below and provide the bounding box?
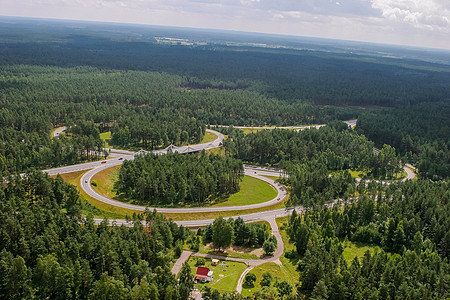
[286,180,449,299]
[2,19,450,107]
[0,172,193,299]
[116,152,243,206]
[0,18,449,299]
[222,125,401,176]
[357,102,450,179]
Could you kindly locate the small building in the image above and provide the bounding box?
[211,259,219,266]
[195,266,213,282]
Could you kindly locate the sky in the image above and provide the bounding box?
[1,0,450,50]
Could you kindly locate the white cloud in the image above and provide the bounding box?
[371,0,450,31]
[2,0,450,49]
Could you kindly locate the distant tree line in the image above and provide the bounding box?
[357,102,450,179]
[2,22,450,107]
[116,152,243,206]
[109,113,204,150]
[222,125,402,178]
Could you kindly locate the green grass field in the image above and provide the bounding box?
[188,257,247,294]
[100,131,111,148]
[342,240,378,263]
[241,262,295,297]
[55,170,142,219]
[201,131,218,143]
[276,217,301,286]
[92,166,277,208]
[213,176,277,207]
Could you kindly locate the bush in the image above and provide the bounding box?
[263,239,276,255]
[195,257,205,266]
[244,273,257,287]
[260,272,273,287]
[91,180,97,187]
[174,240,183,258]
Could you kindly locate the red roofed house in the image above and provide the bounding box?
[195,266,213,282]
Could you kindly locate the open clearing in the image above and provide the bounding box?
[100,131,111,148]
[342,240,378,263]
[188,257,247,294]
[213,175,277,207]
[241,262,295,297]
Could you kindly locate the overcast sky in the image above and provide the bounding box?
[1,0,450,50]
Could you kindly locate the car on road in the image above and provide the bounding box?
[85,180,88,183]
[118,157,123,160]
[101,161,107,164]
[277,197,280,201]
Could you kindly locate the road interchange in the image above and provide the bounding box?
[46,120,417,292]
[46,120,415,227]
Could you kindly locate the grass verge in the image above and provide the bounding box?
[56,170,142,219]
[201,131,218,143]
[213,176,277,207]
[276,216,300,286]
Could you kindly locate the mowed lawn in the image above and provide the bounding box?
[200,131,218,143]
[213,175,277,207]
[92,165,277,208]
[91,165,120,199]
[188,257,247,294]
[55,169,141,219]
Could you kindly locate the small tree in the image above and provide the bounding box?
[244,273,257,287]
[263,236,277,255]
[276,281,293,298]
[212,217,233,251]
[260,272,273,287]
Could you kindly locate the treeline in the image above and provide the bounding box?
[0,104,104,175]
[2,19,450,107]
[357,102,450,179]
[116,152,243,206]
[223,125,402,178]
[0,65,356,126]
[0,172,194,299]
[285,179,449,299]
[110,113,204,150]
[198,217,276,254]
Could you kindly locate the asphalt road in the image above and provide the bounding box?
[45,121,415,228]
[80,166,287,213]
